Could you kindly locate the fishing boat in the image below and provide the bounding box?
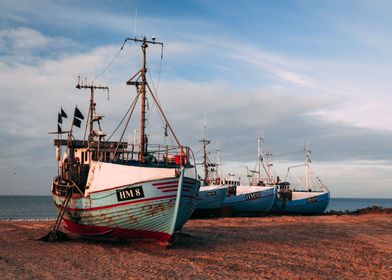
[222,176,276,214]
[193,133,227,217]
[49,36,200,243]
[222,137,276,214]
[270,145,330,214]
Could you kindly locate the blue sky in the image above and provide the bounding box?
[0,0,391,198]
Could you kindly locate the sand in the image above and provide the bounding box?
[0,214,391,279]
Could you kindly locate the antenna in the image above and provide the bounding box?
[134,8,138,37]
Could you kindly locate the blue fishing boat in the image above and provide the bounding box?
[271,145,330,214]
[222,176,276,214]
[271,185,330,214]
[222,136,277,214]
[49,36,200,243]
[196,184,228,213]
[193,128,228,217]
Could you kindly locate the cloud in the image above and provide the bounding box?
[1,1,391,197]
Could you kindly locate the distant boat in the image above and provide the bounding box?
[271,145,330,214]
[193,124,228,217]
[49,36,200,244]
[222,136,276,214]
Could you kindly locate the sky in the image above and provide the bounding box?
[0,0,391,198]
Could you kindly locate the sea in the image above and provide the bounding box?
[0,196,391,220]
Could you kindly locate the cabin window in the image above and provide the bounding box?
[81,152,85,165]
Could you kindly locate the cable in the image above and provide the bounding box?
[92,40,127,83]
[271,149,304,158]
[106,104,133,142]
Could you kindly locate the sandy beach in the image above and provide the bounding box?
[0,214,391,279]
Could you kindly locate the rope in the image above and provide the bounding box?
[106,104,133,142]
[271,149,304,158]
[92,40,127,83]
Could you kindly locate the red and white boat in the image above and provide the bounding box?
[50,36,200,243]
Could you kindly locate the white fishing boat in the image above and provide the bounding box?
[271,145,330,214]
[48,36,200,244]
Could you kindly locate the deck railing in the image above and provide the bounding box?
[100,144,193,167]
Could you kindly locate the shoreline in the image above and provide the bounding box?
[1,206,390,222]
[1,213,391,279]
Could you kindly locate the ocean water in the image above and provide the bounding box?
[0,196,57,220]
[0,196,391,220]
[326,198,392,212]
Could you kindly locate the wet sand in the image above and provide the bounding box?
[1,214,391,279]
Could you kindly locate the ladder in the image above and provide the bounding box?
[49,192,72,242]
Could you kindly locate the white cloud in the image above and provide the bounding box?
[0,27,48,50]
[1,2,392,197]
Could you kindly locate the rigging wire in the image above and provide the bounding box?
[91,40,127,83]
[270,149,304,158]
[146,56,163,100]
[105,96,134,142]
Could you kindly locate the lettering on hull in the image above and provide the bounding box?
[206,191,217,196]
[116,186,145,202]
[245,192,262,200]
[306,196,318,204]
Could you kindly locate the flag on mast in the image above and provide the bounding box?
[61,108,68,118]
[72,106,84,128]
[74,107,84,120]
[73,117,82,128]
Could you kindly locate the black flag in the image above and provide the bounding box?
[58,113,62,124]
[61,108,68,118]
[73,117,81,128]
[74,107,84,120]
[58,124,62,133]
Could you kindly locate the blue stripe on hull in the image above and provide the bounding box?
[271,192,330,214]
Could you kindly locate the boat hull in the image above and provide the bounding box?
[52,167,199,242]
[271,190,330,214]
[196,185,228,210]
[192,185,228,217]
[223,186,276,213]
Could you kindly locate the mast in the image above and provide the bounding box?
[201,139,210,183]
[265,147,273,181]
[76,77,109,142]
[125,36,163,162]
[257,134,263,183]
[305,143,311,191]
[215,144,222,178]
[199,117,211,184]
[140,38,147,161]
